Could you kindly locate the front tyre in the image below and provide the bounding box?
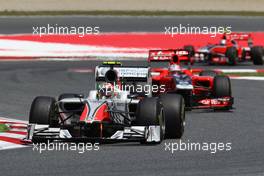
[226,47,238,65]
[213,76,231,98]
[159,94,185,139]
[29,96,58,126]
[251,46,263,65]
[135,97,165,144]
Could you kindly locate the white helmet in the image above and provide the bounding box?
[169,64,181,72]
[220,39,226,45]
[98,83,114,98]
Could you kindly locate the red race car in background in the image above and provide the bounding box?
[185,33,264,65]
[148,49,234,110]
[148,49,194,65]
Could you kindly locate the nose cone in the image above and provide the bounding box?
[80,101,110,123]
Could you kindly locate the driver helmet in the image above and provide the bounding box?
[169,64,181,72]
[98,83,115,99]
[220,39,226,46]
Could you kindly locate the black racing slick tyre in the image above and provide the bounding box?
[226,47,238,65]
[135,97,165,143]
[199,70,218,77]
[207,53,215,65]
[213,76,231,98]
[159,94,185,139]
[184,45,195,57]
[29,96,58,126]
[251,46,263,65]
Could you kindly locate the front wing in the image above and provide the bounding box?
[192,96,234,109]
[25,124,161,143]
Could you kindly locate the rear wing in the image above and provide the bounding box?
[224,33,252,41]
[95,65,149,82]
[148,49,190,64]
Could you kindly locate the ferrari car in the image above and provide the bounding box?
[186,33,263,65]
[25,62,185,144]
[148,50,234,110]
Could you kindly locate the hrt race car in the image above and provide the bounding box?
[25,62,185,144]
[185,33,263,65]
[148,50,234,110]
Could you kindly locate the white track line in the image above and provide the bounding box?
[0,141,26,150]
[0,117,27,123]
[0,133,26,139]
[217,69,258,73]
[230,76,264,81]
[0,117,28,150]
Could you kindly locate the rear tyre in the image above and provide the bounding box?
[135,97,164,143]
[199,70,218,77]
[159,94,185,139]
[184,45,195,57]
[251,46,263,65]
[29,96,58,126]
[213,76,231,98]
[207,54,214,65]
[226,47,238,65]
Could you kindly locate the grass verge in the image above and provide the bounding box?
[0,10,264,16]
[0,124,9,132]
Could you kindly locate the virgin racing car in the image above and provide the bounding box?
[186,33,263,65]
[148,50,234,110]
[26,62,185,144]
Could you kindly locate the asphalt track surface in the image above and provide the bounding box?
[0,60,264,176]
[0,16,264,176]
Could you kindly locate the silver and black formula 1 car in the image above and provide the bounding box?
[25,62,185,144]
